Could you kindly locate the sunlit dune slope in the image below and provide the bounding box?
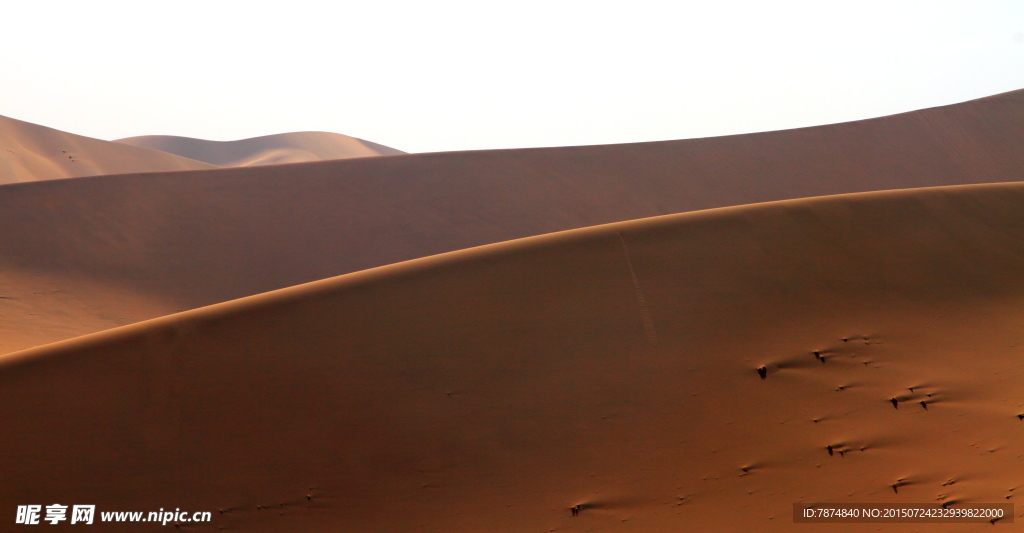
[115,131,405,167]
[3,182,1024,532]
[2,89,1024,354]
[0,115,215,184]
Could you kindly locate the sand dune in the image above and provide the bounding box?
[0,114,401,185]
[3,181,1023,531]
[0,114,214,184]
[1,90,1024,355]
[115,132,405,167]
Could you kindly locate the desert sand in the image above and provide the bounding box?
[0,114,214,184]
[2,181,1023,532]
[0,116,402,186]
[1,90,1023,355]
[115,131,405,167]
[2,89,1024,531]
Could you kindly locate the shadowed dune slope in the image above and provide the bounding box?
[2,89,1024,354]
[3,182,1024,531]
[0,114,215,184]
[115,131,405,167]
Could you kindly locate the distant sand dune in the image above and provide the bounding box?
[1,90,1024,354]
[115,131,405,167]
[0,115,401,184]
[0,114,215,184]
[3,182,1023,531]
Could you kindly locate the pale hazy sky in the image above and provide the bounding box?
[2,1,1022,153]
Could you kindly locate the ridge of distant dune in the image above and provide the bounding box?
[3,181,1024,532]
[0,114,215,184]
[115,131,405,167]
[1,89,1023,354]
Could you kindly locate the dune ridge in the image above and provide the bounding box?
[3,181,1024,531]
[0,114,215,184]
[115,131,405,167]
[1,89,1024,355]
